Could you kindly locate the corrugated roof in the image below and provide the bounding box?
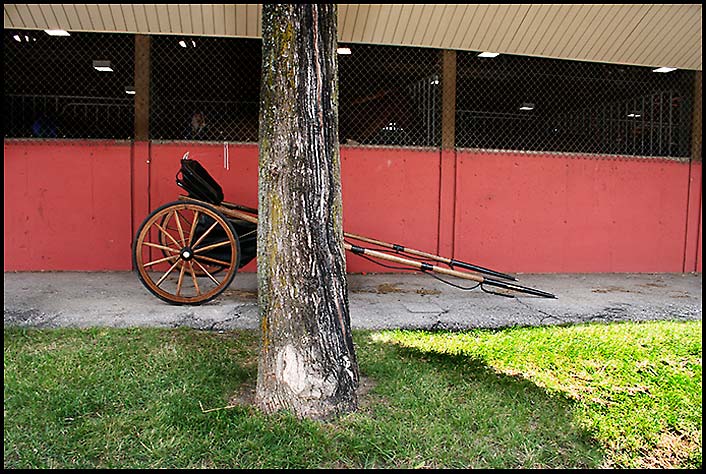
[4,3,702,70]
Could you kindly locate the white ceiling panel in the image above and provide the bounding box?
[4,3,702,70]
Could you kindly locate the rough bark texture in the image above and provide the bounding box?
[255,4,359,420]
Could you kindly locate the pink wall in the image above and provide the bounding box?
[4,141,133,270]
[340,147,441,273]
[453,152,699,273]
[3,140,702,273]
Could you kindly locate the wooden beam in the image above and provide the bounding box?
[134,35,151,141]
[441,49,456,150]
[692,71,702,161]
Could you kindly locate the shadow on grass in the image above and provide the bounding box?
[3,328,606,469]
[348,333,607,468]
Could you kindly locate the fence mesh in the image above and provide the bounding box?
[149,35,261,143]
[4,30,135,140]
[456,52,698,159]
[3,28,701,160]
[338,43,441,148]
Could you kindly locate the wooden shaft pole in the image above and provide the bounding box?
[344,243,484,283]
[344,232,453,264]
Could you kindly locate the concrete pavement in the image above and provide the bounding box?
[3,271,701,331]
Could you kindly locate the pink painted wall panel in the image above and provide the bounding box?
[4,141,133,271]
[698,209,702,273]
[340,147,441,273]
[3,141,700,274]
[693,162,702,273]
[147,143,259,211]
[454,152,693,273]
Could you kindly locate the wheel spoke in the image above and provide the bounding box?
[143,241,180,253]
[155,222,182,248]
[174,211,187,246]
[193,260,221,286]
[143,254,179,268]
[194,254,232,267]
[156,258,182,287]
[176,262,187,296]
[191,221,219,249]
[188,261,201,295]
[194,240,232,253]
[187,210,200,246]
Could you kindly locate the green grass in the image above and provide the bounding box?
[3,320,701,469]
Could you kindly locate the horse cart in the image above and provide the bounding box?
[133,153,556,305]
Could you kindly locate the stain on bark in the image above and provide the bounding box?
[255,4,359,420]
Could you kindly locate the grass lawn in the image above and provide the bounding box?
[3,320,701,469]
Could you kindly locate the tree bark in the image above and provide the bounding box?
[255,4,359,420]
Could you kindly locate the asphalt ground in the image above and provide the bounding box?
[3,271,701,331]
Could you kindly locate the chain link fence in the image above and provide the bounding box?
[339,43,441,148]
[456,51,698,159]
[4,29,701,160]
[150,35,261,143]
[4,30,135,140]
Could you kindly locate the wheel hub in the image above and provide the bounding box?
[180,247,194,261]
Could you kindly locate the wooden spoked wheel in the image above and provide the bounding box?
[158,211,226,277]
[133,201,240,305]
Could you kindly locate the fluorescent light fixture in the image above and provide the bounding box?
[478,52,500,58]
[383,122,404,131]
[125,86,135,95]
[92,60,113,72]
[337,47,352,55]
[45,29,70,36]
[627,113,641,118]
[519,103,535,111]
[652,66,677,73]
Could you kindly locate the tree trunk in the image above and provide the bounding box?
[255,4,359,420]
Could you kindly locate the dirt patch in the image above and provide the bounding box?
[416,288,442,296]
[222,289,258,300]
[223,376,378,413]
[228,382,257,408]
[375,283,405,294]
[638,430,700,469]
[591,286,641,294]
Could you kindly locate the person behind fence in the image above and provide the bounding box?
[32,114,58,138]
[185,111,208,140]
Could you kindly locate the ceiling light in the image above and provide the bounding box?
[179,40,187,48]
[125,86,135,95]
[478,52,500,58]
[44,29,70,36]
[13,34,21,42]
[92,60,113,72]
[627,113,641,118]
[652,66,677,73]
[337,47,351,55]
[519,103,535,111]
[191,40,196,47]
